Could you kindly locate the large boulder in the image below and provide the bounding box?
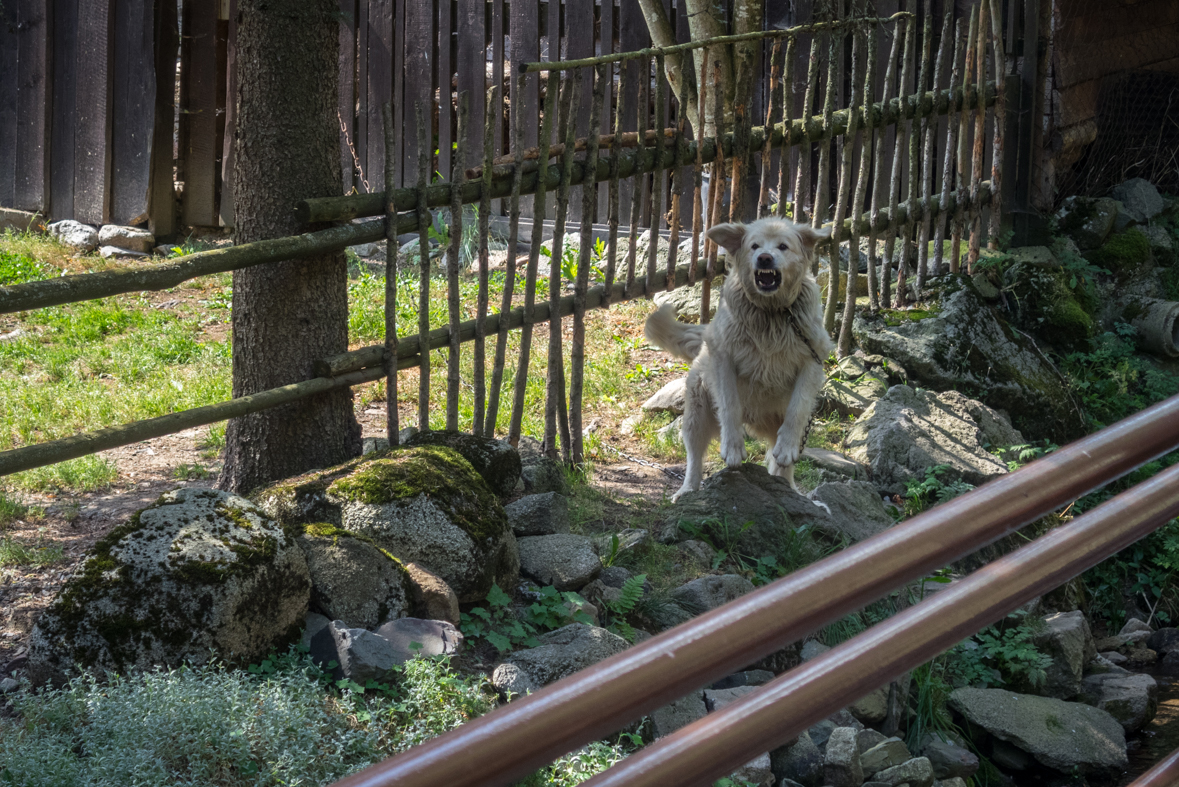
[853,286,1085,442]
[819,356,889,418]
[1078,672,1158,732]
[658,465,894,557]
[1111,178,1165,224]
[807,481,895,542]
[491,623,629,697]
[97,224,154,253]
[404,430,522,496]
[254,445,518,602]
[948,688,1127,775]
[296,523,410,629]
[28,488,310,685]
[1056,196,1120,250]
[846,386,1021,494]
[1033,610,1095,699]
[47,219,98,251]
[643,377,687,415]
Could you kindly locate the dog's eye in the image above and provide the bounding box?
[778,243,788,251]
[750,243,760,250]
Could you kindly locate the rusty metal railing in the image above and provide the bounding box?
[1130,747,1179,786]
[330,394,1179,787]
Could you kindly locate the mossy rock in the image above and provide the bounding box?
[27,488,310,686]
[403,430,522,496]
[853,285,1087,443]
[296,523,411,629]
[1087,228,1152,276]
[1004,263,1095,351]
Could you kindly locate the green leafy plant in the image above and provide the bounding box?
[903,465,976,516]
[0,534,64,568]
[460,583,594,654]
[598,573,647,641]
[946,616,1052,691]
[0,248,46,285]
[1063,324,1179,428]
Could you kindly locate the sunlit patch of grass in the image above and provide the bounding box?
[8,456,119,493]
[0,491,42,527]
[0,534,65,568]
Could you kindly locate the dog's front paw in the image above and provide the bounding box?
[720,437,748,468]
[772,438,801,469]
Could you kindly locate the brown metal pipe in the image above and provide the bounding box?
[1130,747,1179,787]
[330,394,1179,787]
[584,461,1179,787]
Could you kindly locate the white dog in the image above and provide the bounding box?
[644,218,833,501]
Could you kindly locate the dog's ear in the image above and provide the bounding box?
[707,223,746,254]
[796,225,832,252]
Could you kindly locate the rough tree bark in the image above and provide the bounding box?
[218,0,361,494]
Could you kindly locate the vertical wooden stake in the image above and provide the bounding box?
[988,0,1006,250]
[883,12,914,307]
[758,38,783,219]
[474,86,496,437]
[933,18,964,277]
[485,72,526,438]
[914,1,946,296]
[775,37,796,220]
[626,67,648,297]
[968,0,989,272]
[867,19,902,310]
[953,6,980,275]
[382,101,400,445]
[690,48,709,286]
[545,73,578,461]
[646,54,666,297]
[415,100,432,432]
[604,63,627,307]
[702,61,726,326]
[794,34,822,226]
[825,17,856,336]
[814,6,841,279]
[446,92,468,432]
[838,25,874,357]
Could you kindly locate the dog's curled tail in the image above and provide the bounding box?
[644,304,704,361]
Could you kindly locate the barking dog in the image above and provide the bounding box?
[644,218,833,501]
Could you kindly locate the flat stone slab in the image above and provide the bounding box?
[517,533,601,591]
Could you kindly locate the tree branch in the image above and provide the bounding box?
[635,0,700,135]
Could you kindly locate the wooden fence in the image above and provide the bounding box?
[0,1,1011,477]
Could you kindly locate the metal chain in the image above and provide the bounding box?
[598,442,685,480]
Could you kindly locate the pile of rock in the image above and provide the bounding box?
[46,220,154,259]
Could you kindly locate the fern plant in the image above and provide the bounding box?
[599,574,647,642]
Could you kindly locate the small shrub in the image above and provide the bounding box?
[460,583,593,654]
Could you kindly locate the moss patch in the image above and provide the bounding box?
[327,445,508,543]
[1089,228,1151,275]
[297,521,409,573]
[882,307,941,327]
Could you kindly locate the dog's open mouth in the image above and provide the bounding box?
[755,269,782,292]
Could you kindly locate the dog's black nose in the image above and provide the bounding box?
[756,253,775,269]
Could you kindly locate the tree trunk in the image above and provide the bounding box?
[218,0,361,494]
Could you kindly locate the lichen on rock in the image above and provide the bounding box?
[296,523,411,629]
[27,488,310,686]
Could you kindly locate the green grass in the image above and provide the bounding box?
[0,534,64,568]
[0,490,41,527]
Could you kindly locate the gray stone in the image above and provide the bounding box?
[802,447,870,481]
[1143,224,1174,259]
[948,687,1128,774]
[823,726,864,787]
[704,685,758,712]
[857,729,888,753]
[1006,246,1059,269]
[362,437,390,455]
[300,612,331,650]
[678,539,718,566]
[28,488,309,686]
[971,272,1000,299]
[492,624,628,697]
[710,669,776,690]
[1148,627,1179,654]
[729,753,775,787]
[297,525,410,629]
[653,279,718,323]
[873,757,934,787]
[1056,196,1119,250]
[98,224,154,253]
[655,416,684,448]
[772,732,824,787]
[506,492,570,536]
[821,357,889,417]
[47,219,98,251]
[846,386,1021,494]
[1111,178,1166,223]
[0,677,20,694]
[99,245,150,259]
[1034,610,1095,699]
[919,734,978,781]
[849,684,890,726]
[650,691,708,738]
[596,528,649,559]
[670,574,754,614]
[800,639,831,662]
[520,455,571,495]
[311,621,399,684]
[374,617,463,662]
[853,287,1086,443]
[518,533,601,591]
[808,720,837,750]
[404,430,522,496]
[599,565,633,588]
[1158,649,1179,676]
[643,377,687,414]
[1098,650,1128,666]
[403,561,460,624]
[1119,617,1152,637]
[807,481,896,542]
[860,738,911,776]
[1078,672,1158,732]
[937,779,968,787]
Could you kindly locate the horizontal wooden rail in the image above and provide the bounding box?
[298,83,997,224]
[0,257,712,478]
[0,218,393,316]
[329,393,1179,787]
[584,460,1179,787]
[519,14,911,72]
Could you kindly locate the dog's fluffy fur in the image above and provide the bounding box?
[644,218,834,501]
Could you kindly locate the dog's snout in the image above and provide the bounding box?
[756,253,775,269]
